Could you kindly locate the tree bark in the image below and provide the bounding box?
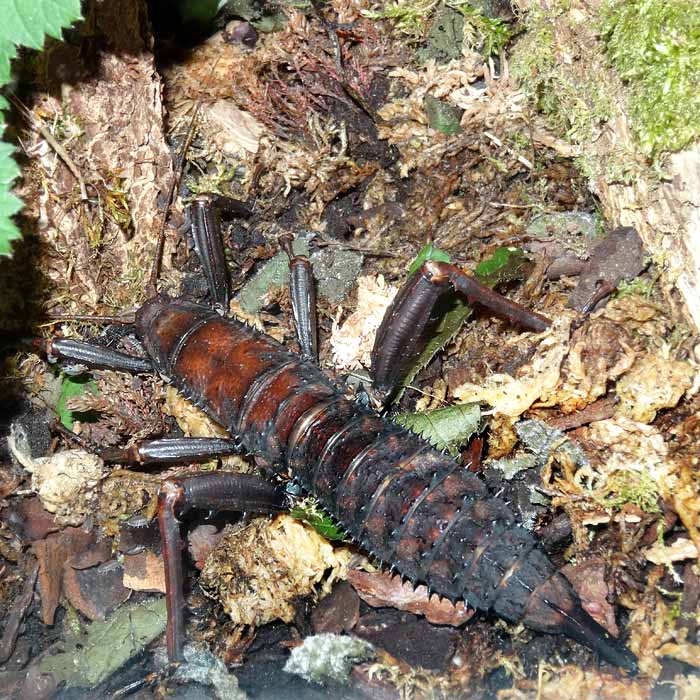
[514,0,700,333]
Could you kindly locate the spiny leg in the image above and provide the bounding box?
[100,436,246,465]
[371,259,551,399]
[35,337,153,373]
[189,194,252,313]
[158,472,287,661]
[279,234,318,363]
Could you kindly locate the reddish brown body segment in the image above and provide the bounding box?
[136,296,637,671]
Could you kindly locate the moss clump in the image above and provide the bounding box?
[596,468,661,514]
[600,0,700,157]
[451,1,511,56]
[510,7,613,147]
[365,0,511,57]
[363,0,439,41]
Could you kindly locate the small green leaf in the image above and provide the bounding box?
[0,41,17,86]
[0,0,82,50]
[56,373,98,429]
[289,497,348,542]
[474,246,527,287]
[395,403,481,456]
[407,243,452,277]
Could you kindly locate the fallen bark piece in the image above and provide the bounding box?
[644,537,698,565]
[311,581,360,635]
[544,396,617,431]
[31,527,95,625]
[0,563,38,664]
[117,513,160,554]
[562,559,618,637]
[188,524,225,570]
[123,550,166,593]
[348,569,475,626]
[63,560,130,621]
[11,497,60,541]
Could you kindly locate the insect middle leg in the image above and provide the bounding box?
[371,259,552,399]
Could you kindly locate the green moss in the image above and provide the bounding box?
[362,0,439,41]
[510,8,613,147]
[596,469,661,514]
[365,1,511,57]
[615,276,655,299]
[601,0,700,157]
[448,1,512,56]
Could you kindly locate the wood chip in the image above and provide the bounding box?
[122,551,166,593]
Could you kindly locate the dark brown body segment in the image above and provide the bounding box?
[136,297,637,671]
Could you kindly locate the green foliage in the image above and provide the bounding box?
[424,94,463,134]
[364,0,510,56]
[0,0,82,256]
[447,1,511,56]
[474,246,526,287]
[56,373,98,429]
[363,0,439,41]
[407,242,451,277]
[395,402,481,456]
[600,0,700,156]
[596,468,661,514]
[289,497,348,542]
[510,7,612,147]
[615,276,655,299]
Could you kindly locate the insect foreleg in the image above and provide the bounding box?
[371,260,552,399]
[279,233,318,363]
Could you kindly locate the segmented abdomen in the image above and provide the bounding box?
[136,297,549,621]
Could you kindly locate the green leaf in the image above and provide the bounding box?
[289,497,348,542]
[407,243,452,277]
[0,41,17,85]
[424,95,463,135]
[395,403,481,456]
[0,134,23,255]
[0,0,82,50]
[474,246,527,287]
[56,373,98,429]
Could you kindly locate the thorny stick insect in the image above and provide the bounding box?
[37,192,638,674]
